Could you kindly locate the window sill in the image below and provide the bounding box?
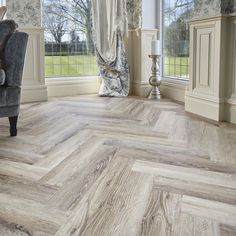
[162,77,189,87]
[46,76,100,82]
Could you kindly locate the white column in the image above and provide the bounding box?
[227,15,236,123]
[185,16,228,121]
[6,0,48,103]
[20,28,48,103]
[184,0,236,124]
[128,28,158,97]
[185,14,236,124]
[229,17,236,99]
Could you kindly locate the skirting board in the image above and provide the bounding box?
[46,77,100,97]
[21,85,48,103]
[132,82,151,97]
[132,80,187,102]
[160,80,187,103]
[227,99,236,124]
[185,94,225,121]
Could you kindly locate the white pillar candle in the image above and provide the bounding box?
[151,40,161,55]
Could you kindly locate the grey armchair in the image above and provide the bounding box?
[0,20,28,136]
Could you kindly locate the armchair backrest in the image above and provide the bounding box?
[5,32,28,87]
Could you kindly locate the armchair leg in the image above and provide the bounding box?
[8,116,18,137]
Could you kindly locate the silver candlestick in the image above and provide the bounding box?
[148,55,162,100]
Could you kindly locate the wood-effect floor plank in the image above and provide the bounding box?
[0,95,236,235]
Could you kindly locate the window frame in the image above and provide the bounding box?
[160,0,191,82]
[42,0,98,80]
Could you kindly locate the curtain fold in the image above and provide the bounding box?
[91,0,130,97]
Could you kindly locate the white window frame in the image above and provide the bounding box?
[159,0,191,83]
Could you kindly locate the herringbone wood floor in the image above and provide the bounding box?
[0,95,236,236]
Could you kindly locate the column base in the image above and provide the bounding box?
[185,92,225,122]
[226,99,236,124]
[19,27,48,103]
[132,82,151,97]
[21,85,48,103]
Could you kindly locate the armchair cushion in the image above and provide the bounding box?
[0,86,21,108]
[0,68,5,85]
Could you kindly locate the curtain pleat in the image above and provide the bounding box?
[91,0,130,97]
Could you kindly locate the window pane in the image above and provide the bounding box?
[42,0,98,78]
[162,0,193,80]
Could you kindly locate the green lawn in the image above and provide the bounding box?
[164,56,189,78]
[45,55,98,78]
[45,55,189,79]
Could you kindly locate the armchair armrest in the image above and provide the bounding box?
[5,32,28,87]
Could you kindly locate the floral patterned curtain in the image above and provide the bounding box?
[91,0,130,97]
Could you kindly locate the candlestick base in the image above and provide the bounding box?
[148,87,162,100]
[148,55,162,100]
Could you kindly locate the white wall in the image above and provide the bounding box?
[6,0,41,28]
[142,0,157,28]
